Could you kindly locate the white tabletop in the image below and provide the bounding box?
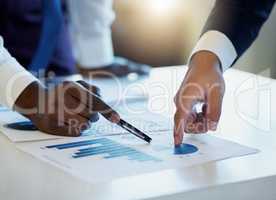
[1,66,276,200]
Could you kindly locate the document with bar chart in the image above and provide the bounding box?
[0,109,172,142]
[16,132,258,184]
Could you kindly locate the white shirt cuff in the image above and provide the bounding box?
[189,30,238,72]
[73,32,114,68]
[0,47,38,109]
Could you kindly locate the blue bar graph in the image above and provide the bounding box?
[46,138,111,150]
[46,138,161,162]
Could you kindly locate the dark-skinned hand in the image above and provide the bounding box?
[14,80,120,137]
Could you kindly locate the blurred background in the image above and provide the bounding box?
[112,0,276,78]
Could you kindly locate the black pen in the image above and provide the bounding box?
[103,114,152,143]
[93,95,152,143]
[117,119,152,143]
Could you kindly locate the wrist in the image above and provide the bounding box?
[189,51,222,74]
[14,81,46,119]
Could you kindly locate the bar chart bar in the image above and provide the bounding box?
[46,138,161,162]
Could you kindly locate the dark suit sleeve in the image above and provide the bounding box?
[203,0,276,59]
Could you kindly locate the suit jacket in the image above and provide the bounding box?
[203,0,276,61]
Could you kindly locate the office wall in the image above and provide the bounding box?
[112,0,194,67]
[113,0,276,78]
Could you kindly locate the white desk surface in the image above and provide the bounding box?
[1,66,276,200]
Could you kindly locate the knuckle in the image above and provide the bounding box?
[62,81,74,87]
[206,104,222,120]
[207,113,220,123]
[208,84,224,97]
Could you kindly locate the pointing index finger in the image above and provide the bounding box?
[174,110,187,146]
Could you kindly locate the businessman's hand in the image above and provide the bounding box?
[14,80,120,137]
[174,51,225,145]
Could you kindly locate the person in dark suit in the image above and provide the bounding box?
[174,0,276,145]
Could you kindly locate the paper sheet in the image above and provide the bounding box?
[0,110,172,142]
[85,77,149,105]
[17,132,258,184]
[0,110,64,142]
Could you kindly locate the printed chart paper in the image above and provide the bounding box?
[17,132,258,184]
[0,111,63,142]
[0,110,172,142]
